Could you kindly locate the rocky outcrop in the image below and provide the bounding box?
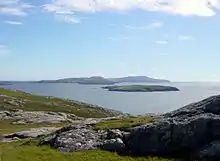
[0,109,124,125]
[126,95,220,160]
[4,94,220,160]
[0,110,81,124]
[39,95,220,160]
[40,125,126,153]
[3,127,60,142]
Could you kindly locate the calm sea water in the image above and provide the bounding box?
[1,82,220,115]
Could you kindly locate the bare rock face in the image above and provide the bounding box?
[126,95,220,160]
[2,127,60,142]
[0,110,80,124]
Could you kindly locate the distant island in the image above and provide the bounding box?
[0,81,12,85]
[38,76,115,85]
[109,76,170,83]
[102,85,179,92]
[38,76,170,85]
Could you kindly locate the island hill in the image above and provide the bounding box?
[0,81,13,85]
[38,76,170,85]
[103,85,180,92]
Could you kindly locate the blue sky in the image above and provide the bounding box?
[0,0,220,81]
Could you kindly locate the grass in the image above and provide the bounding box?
[0,88,121,118]
[0,120,69,134]
[0,141,178,161]
[94,116,154,131]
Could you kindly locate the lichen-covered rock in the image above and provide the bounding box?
[0,110,81,124]
[40,124,127,153]
[52,125,103,152]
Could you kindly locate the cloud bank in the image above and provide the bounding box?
[43,0,220,17]
[0,0,33,16]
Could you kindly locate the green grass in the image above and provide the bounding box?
[0,120,69,134]
[0,88,120,118]
[94,116,154,131]
[0,141,178,161]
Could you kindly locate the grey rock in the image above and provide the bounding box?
[106,129,123,140]
[51,125,103,152]
[4,127,60,140]
[39,134,57,145]
[101,138,125,152]
[196,141,220,160]
[40,124,127,153]
[0,110,80,124]
[126,95,220,159]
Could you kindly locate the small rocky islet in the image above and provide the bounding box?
[102,85,180,92]
[1,88,220,160]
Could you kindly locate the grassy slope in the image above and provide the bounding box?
[0,87,120,134]
[0,88,120,118]
[0,141,177,161]
[94,116,154,131]
[0,120,69,134]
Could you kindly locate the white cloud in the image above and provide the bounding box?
[178,35,196,41]
[108,36,130,41]
[43,0,220,17]
[0,45,10,56]
[156,40,168,45]
[0,0,33,16]
[4,20,23,25]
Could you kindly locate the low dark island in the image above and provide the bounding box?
[102,85,180,92]
[0,81,12,85]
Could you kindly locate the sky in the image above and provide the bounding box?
[0,0,220,82]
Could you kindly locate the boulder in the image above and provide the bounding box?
[52,125,103,152]
[40,125,126,153]
[126,95,220,160]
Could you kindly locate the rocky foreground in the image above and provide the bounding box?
[26,95,220,160]
[2,88,220,160]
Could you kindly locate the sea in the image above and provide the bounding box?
[1,82,220,115]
